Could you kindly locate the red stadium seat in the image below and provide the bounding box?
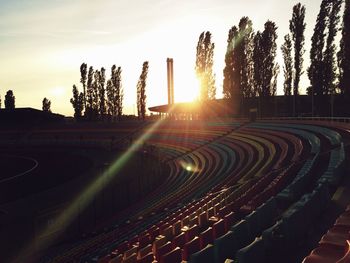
[224,212,236,232]
[337,240,350,263]
[199,227,214,249]
[155,241,172,261]
[160,247,182,263]
[137,252,154,263]
[172,232,186,249]
[302,246,344,263]
[185,224,199,242]
[182,236,201,261]
[213,219,226,239]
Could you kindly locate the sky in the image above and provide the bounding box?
[0,0,335,116]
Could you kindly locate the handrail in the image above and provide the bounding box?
[260,116,350,123]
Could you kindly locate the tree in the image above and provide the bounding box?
[323,0,342,96]
[237,17,254,98]
[70,85,84,120]
[5,90,15,109]
[308,0,331,97]
[42,97,51,112]
[117,79,123,120]
[281,34,293,96]
[85,66,94,118]
[260,21,279,97]
[290,3,306,96]
[338,0,350,96]
[223,17,254,115]
[98,67,106,116]
[195,31,216,101]
[111,65,123,120]
[253,32,264,97]
[92,69,100,117]
[80,63,87,109]
[137,61,149,120]
[289,3,306,115]
[107,65,123,121]
[223,26,239,99]
[106,79,115,117]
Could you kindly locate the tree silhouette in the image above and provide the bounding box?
[108,65,123,121]
[289,3,306,115]
[253,32,263,97]
[323,0,342,96]
[237,17,254,98]
[98,67,106,116]
[223,17,254,115]
[338,0,350,96]
[260,21,279,97]
[86,66,94,119]
[5,90,15,110]
[106,79,115,117]
[281,34,293,96]
[92,69,100,118]
[70,85,84,120]
[80,63,87,109]
[195,31,216,101]
[42,97,51,112]
[112,65,123,120]
[308,0,331,98]
[117,79,123,120]
[223,26,239,100]
[137,61,149,120]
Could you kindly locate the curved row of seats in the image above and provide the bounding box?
[87,121,310,262]
[48,120,348,263]
[57,121,296,262]
[225,123,346,263]
[51,121,242,262]
[302,203,350,263]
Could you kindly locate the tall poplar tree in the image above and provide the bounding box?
[281,34,293,96]
[195,31,216,101]
[237,17,254,98]
[260,20,279,97]
[86,66,94,118]
[98,67,106,116]
[338,0,350,96]
[223,26,239,100]
[111,65,123,120]
[137,61,149,120]
[80,63,87,109]
[323,0,342,95]
[308,0,331,96]
[290,3,306,96]
[289,3,306,115]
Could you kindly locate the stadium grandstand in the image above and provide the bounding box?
[1,115,350,263]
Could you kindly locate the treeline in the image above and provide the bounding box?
[71,61,149,121]
[196,0,350,116]
[70,0,350,119]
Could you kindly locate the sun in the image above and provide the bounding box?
[174,71,200,103]
[50,86,66,97]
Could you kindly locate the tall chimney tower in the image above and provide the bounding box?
[167,58,174,105]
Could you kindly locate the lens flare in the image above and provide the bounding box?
[12,106,176,263]
[179,160,199,173]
